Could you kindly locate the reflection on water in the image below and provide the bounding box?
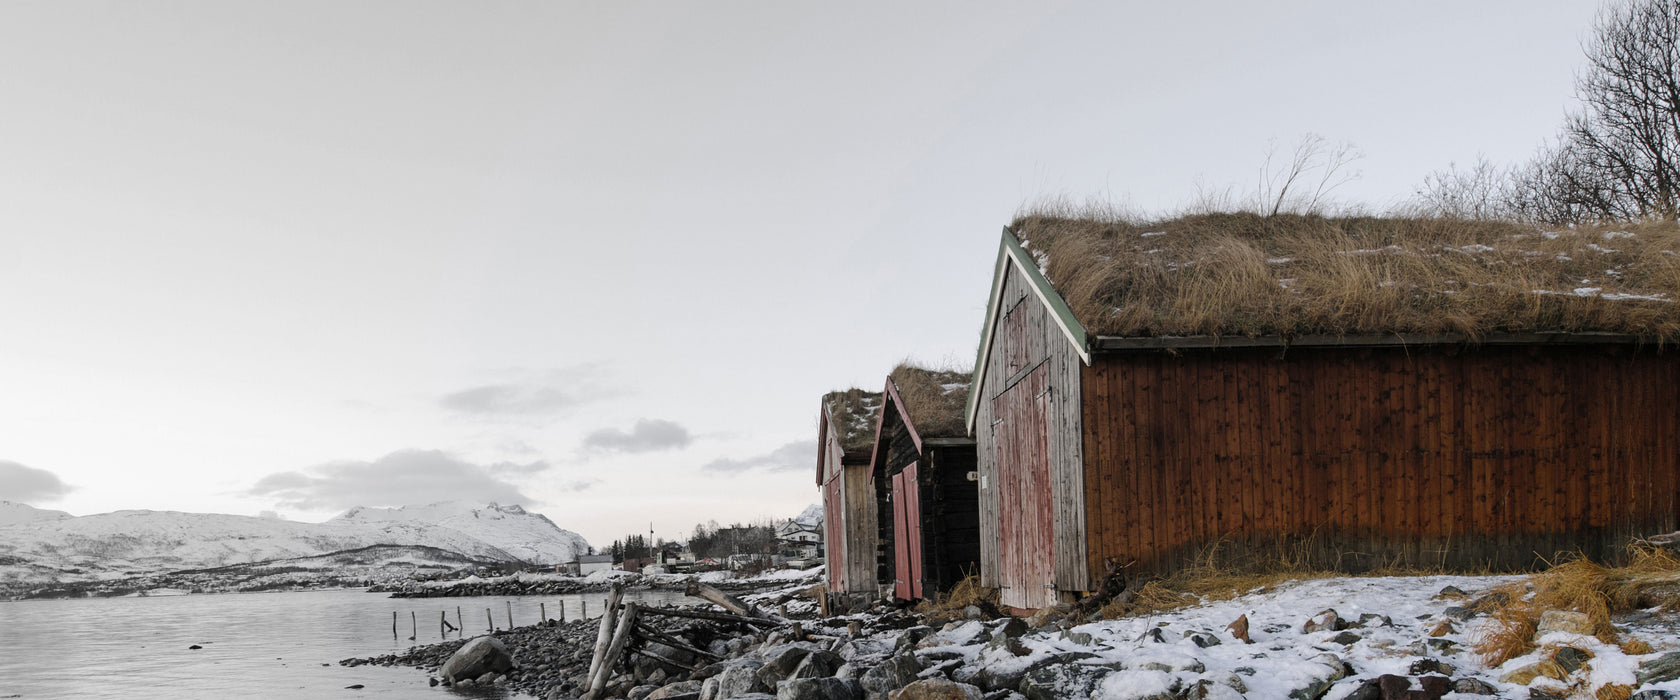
[0,587,690,700]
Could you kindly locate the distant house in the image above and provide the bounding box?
[817,388,885,598]
[576,554,613,576]
[871,365,980,601]
[971,214,1680,610]
[776,518,823,559]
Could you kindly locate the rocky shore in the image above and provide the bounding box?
[343,573,1680,700]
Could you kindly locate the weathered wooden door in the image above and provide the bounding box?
[892,465,924,600]
[823,478,844,592]
[993,363,1055,610]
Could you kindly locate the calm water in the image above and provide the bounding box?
[0,587,690,700]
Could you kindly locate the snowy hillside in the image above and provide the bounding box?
[331,502,589,565]
[794,503,822,527]
[0,501,591,590]
[0,501,71,526]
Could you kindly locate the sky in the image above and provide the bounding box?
[0,1,1603,548]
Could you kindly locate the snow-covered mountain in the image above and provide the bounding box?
[0,501,591,591]
[0,501,71,526]
[793,503,822,528]
[330,502,588,565]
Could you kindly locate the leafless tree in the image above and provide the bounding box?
[1412,157,1516,220]
[1522,0,1680,222]
[1254,134,1362,217]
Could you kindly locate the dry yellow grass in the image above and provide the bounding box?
[822,388,882,452]
[1473,546,1680,667]
[1011,209,1680,341]
[913,573,1000,621]
[887,363,971,439]
[1098,539,1342,618]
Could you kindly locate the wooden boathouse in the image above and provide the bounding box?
[970,213,1680,611]
[869,364,981,601]
[817,388,884,598]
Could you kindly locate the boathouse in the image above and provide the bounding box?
[817,388,884,598]
[869,364,981,601]
[970,212,1680,610]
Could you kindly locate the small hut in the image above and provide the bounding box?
[970,212,1680,611]
[869,364,981,601]
[816,388,884,599]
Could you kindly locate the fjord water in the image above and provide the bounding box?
[0,588,690,699]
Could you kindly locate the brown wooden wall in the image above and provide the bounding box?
[1080,344,1680,576]
[974,260,1088,595]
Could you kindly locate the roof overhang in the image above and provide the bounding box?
[1089,331,1653,352]
[964,227,1092,434]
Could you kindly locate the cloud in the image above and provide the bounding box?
[247,449,539,511]
[701,440,815,474]
[440,366,614,416]
[0,460,73,502]
[582,419,692,453]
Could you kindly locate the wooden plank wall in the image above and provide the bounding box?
[839,460,880,594]
[974,262,1089,593]
[1080,344,1680,575]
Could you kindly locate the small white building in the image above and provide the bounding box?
[577,554,614,576]
[777,519,823,559]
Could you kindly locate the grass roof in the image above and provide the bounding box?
[822,388,882,453]
[1011,211,1680,341]
[888,364,972,440]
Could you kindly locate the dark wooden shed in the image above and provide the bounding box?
[869,365,981,601]
[816,388,884,597]
[969,213,1680,611]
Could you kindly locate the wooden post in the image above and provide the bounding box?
[582,583,623,700]
[440,611,446,638]
[588,603,640,699]
[410,611,417,640]
[392,611,397,639]
[506,601,513,629]
[560,600,566,621]
[486,608,493,632]
[581,599,588,619]
[456,607,462,634]
[541,602,547,623]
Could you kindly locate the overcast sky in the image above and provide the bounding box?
[0,1,1601,547]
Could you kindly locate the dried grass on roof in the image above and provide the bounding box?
[888,363,972,439]
[822,388,882,453]
[1011,209,1680,341]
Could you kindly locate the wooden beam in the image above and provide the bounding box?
[684,579,766,618]
[636,605,780,627]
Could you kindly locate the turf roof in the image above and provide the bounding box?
[822,388,882,453]
[887,364,971,440]
[1010,212,1680,342]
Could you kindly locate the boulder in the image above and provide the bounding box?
[702,661,770,700]
[1286,654,1350,700]
[1638,652,1680,685]
[991,618,1028,639]
[1180,679,1245,700]
[439,636,516,683]
[1017,664,1110,700]
[886,678,983,700]
[758,645,817,687]
[776,678,864,700]
[1534,610,1594,638]
[1453,678,1498,695]
[1302,609,1344,634]
[649,681,705,700]
[1024,604,1069,629]
[860,653,923,698]
[1225,614,1252,643]
[630,685,660,700]
[791,651,845,680]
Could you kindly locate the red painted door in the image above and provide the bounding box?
[892,470,911,599]
[993,364,1055,610]
[891,465,924,600]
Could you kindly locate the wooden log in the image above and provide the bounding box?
[587,603,641,699]
[630,644,701,673]
[633,622,722,661]
[582,583,624,700]
[683,578,764,618]
[635,606,780,627]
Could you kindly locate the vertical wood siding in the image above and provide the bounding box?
[975,262,1089,599]
[1080,345,1680,574]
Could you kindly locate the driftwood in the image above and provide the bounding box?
[587,602,641,699]
[630,645,701,673]
[582,583,624,700]
[637,605,780,627]
[684,579,765,618]
[634,622,722,661]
